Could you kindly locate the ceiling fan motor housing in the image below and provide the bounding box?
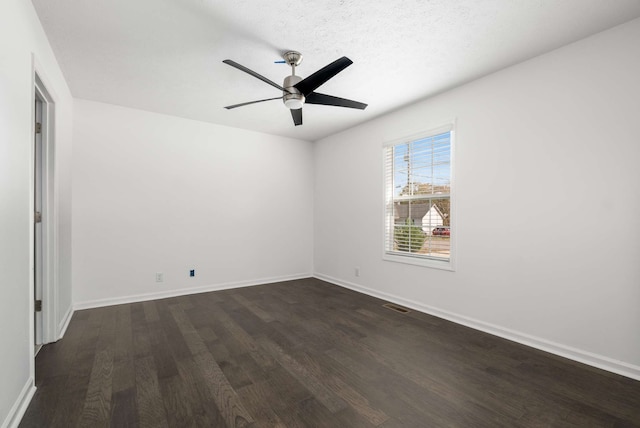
[283,75,304,110]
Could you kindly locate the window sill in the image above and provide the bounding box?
[383,252,455,271]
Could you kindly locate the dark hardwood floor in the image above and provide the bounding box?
[20,278,640,427]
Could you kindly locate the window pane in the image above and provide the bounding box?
[422,197,450,259]
[393,133,451,198]
[391,198,450,258]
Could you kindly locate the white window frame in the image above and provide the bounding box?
[382,122,456,271]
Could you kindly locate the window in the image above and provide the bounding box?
[384,125,454,269]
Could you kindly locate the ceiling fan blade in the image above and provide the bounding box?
[305,92,367,110]
[290,108,302,126]
[224,97,282,110]
[223,60,289,93]
[294,56,353,96]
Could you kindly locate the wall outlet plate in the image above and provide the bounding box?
[155,272,164,282]
[189,269,195,277]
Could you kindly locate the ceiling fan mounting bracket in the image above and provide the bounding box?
[283,51,303,67]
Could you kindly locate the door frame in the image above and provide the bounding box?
[31,59,58,355]
[34,86,44,351]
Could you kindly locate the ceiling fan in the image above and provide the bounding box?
[223,51,367,126]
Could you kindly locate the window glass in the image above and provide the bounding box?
[384,128,453,267]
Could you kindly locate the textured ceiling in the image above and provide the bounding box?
[32,0,640,141]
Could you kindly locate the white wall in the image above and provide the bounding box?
[72,100,313,306]
[0,0,73,426]
[314,18,640,378]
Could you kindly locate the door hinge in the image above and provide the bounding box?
[36,122,42,134]
[35,211,42,223]
[35,300,42,312]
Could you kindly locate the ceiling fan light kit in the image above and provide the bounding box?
[283,75,304,110]
[223,50,367,126]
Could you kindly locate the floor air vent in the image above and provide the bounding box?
[383,303,411,314]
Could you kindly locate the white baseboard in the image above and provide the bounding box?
[1,378,36,428]
[73,273,312,310]
[314,272,640,382]
[57,305,74,340]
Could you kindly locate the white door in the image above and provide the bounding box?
[34,95,44,353]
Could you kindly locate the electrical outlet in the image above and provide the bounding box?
[155,272,164,282]
[355,267,360,277]
[189,269,195,277]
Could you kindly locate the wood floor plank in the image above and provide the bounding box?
[169,304,210,357]
[354,328,529,421]
[230,292,276,323]
[154,301,193,361]
[112,305,135,394]
[169,304,255,427]
[236,382,288,428]
[134,356,169,428]
[110,388,137,428]
[324,348,459,426]
[196,325,218,343]
[296,352,389,426]
[206,302,278,370]
[47,308,105,427]
[256,335,347,414]
[320,304,527,423]
[325,328,523,426]
[192,342,255,427]
[17,374,66,428]
[142,301,160,323]
[65,308,115,427]
[78,348,114,427]
[21,312,90,427]
[217,354,254,390]
[158,374,206,428]
[149,325,179,380]
[132,305,153,359]
[173,355,228,427]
